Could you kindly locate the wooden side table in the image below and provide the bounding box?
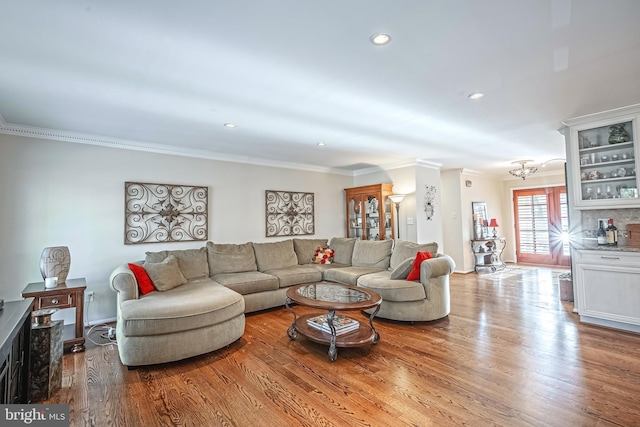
[22,278,86,353]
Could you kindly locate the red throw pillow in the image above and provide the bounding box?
[406,251,433,281]
[128,263,155,295]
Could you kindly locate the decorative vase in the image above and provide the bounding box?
[39,246,71,284]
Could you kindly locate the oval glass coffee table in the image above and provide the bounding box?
[285,282,382,362]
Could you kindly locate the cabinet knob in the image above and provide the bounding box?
[51,298,59,304]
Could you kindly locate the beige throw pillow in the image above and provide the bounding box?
[390,257,414,280]
[144,255,188,291]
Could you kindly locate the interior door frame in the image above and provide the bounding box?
[511,184,569,267]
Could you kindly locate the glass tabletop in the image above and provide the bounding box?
[286,283,381,311]
[296,283,371,303]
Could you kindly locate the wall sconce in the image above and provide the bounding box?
[424,185,437,220]
[388,194,405,239]
[489,218,499,238]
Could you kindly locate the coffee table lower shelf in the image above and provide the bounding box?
[287,312,380,362]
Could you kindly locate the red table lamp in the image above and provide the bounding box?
[489,218,499,238]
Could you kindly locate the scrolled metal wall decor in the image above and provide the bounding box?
[265,190,314,237]
[125,182,208,244]
[424,185,437,220]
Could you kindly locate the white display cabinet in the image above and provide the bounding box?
[564,106,640,209]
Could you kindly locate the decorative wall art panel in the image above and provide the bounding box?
[125,182,208,244]
[265,190,314,237]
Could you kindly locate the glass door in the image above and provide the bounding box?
[514,186,569,266]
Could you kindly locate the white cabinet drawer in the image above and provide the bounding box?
[575,249,640,266]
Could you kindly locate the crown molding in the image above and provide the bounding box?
[416,159,443,169]
[351,160,419,176]
[0,121,354,176]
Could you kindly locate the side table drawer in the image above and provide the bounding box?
[38,294,73,309]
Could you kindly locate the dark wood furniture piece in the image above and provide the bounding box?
[345,183,395,241]
[285,283,382,361]
[22,278,86,353]
[0,298,33,404]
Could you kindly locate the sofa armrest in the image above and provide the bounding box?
[420,254,455,280]
[109,264,139,302]
[420,254,455,299]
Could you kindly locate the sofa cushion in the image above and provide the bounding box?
[207,241,257,276]
[211,271,279,295]
[390,240,439,270]
[253,240,298,271]
[293,238,329,264]
[119,279,244,336]
[407,251,433,281]
[357,271,427,302]
[143,255,188,291]
[128,263,155,295]
[263,266,323,288]
[329,237,356,265]
[390,257,414,280]
[145,247,209,280]
[323,266,384,286]
[352,240,393,269]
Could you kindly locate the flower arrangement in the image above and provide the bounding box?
[313,246,335,264]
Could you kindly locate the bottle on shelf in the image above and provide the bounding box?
[597,220,607,246]
[606,219,618,246]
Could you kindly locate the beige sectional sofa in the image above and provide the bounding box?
[109,237,455,366]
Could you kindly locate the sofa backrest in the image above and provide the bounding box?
[351,239,393,269]
[252,240,298,271]
[207,242,258,276]
[329,237,356,265]
[145,247,209,280]
[293,238,329,264]
[389,240,439,270]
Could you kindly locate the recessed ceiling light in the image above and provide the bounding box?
[317,142,325,146]
[371,33,391,45]
[224,123,236,128]
[468,92,485,100]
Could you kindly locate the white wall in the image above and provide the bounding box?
[441,169,465,271]
[0,134,352,323]
[415,164,444,248]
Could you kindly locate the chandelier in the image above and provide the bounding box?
[509,160,538,180]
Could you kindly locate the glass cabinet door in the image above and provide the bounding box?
[571,116,639,208]
[364,195,380,240]
[348,196,362,239]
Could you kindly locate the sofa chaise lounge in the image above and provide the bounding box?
[109,237,455,366]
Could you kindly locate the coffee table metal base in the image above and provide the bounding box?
[286,298,380,362]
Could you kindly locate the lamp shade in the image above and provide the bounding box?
[388,194,405,204]
[489,218,499,227]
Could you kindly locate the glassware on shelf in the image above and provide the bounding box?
[609,124,631,144]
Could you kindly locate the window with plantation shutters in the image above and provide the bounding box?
[513,186,569,266]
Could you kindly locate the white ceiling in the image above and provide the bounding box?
[2,0,640,176]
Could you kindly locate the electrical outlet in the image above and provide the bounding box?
[86,291,94,302]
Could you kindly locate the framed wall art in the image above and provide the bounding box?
[125,182,208,244]
[265,190,314,237]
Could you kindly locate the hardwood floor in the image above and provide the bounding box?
[45,267,640,426]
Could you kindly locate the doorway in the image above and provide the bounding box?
[513,186,570,266]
